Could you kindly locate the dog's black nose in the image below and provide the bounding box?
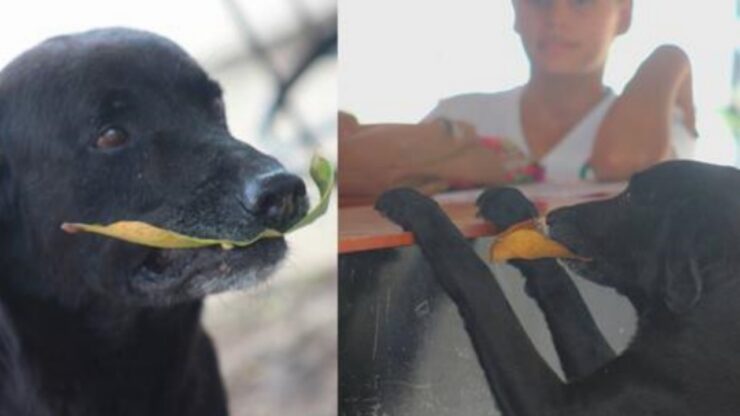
[243,173,308,232]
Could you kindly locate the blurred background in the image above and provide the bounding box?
[340,0,740,167]
[0,1,337,415]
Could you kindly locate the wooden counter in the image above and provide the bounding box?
[339,182,627,254]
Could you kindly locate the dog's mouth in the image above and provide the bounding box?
[537,219,585,260]
[130,237,287,301]
[544,225,620,286]
[544,223,593,266]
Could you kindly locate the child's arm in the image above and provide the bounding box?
[590,45,695,181]
[339,119,527,203]
[339,119,481,201]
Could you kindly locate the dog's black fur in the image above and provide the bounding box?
[0,28,308,415]
[377,160,740,416]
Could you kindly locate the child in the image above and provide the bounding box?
[340,0,696,201]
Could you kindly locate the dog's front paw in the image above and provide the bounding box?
[476,187,538,230]
[375,188,442,231]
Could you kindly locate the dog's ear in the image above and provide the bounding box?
[0,100,9,220]
[647,200,708,314]
[661,247,703,315]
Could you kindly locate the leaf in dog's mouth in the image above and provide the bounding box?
[61,155,334,250]
[489,219,588,262]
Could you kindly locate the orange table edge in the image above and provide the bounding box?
[339,183,626,254]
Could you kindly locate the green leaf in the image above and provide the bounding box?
[286,154,335,232]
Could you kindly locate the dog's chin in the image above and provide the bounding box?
[546,227,613,286]
[560,257,601,281]
[548,237,624,288]
[128,237,287,305]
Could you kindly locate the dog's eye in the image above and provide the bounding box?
[95,127,129,150]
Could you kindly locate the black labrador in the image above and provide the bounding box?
[0,28,308,415]
[376,160,740,416]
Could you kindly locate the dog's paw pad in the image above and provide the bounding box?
[476,187,538,230]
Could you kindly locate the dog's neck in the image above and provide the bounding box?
[0,287,215,414]
[6,290,202,350]
[633,276,740,354]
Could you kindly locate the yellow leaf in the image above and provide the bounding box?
[60,221,255,249]
[489,221,585,262]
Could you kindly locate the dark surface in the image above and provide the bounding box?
[339,247,499,416]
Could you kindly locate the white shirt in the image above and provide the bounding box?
[424,86,696,181]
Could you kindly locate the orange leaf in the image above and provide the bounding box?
[489,222,585,262]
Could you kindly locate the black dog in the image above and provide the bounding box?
[377,160,740,416]
[0,28,308,415]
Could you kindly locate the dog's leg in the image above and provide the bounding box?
[376,188,565,416]
[477,188,615,380]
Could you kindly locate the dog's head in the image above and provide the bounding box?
[548,161,740,315]
[0,28,309,306]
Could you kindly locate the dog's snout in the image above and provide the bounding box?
[243,173,308,232]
